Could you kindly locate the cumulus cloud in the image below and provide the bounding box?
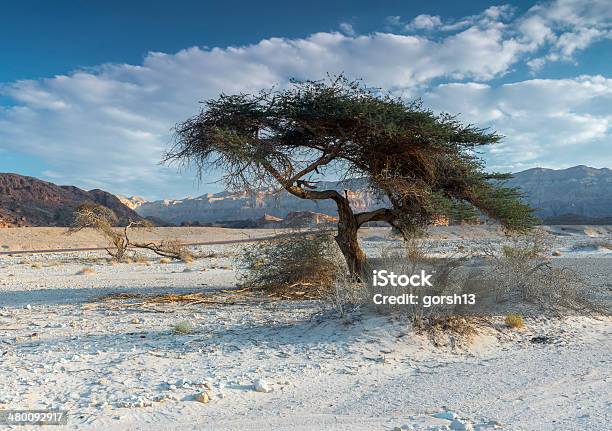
[0,0,610,198]
[405,14,442,31]
[390,0,611,69]
[423,76,612,171]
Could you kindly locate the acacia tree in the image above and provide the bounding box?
[165,77,536,277]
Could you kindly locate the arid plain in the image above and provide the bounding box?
[1,226,610,430]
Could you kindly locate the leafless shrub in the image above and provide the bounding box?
[481,233,594,312]
[68,204,195,262]
[134,238,194,262]
[326,229,600,344]
[68,204,132,260]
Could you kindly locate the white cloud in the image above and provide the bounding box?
[406,14,442,31]
[0,0,610,198]
[0,29,535,197]
[520,0,612,68]
[390,0,611,70]
[339,22,356,36]
[423,76,612,171]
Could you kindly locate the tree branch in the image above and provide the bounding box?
[288,146,342,183]
[355,208,394,226]
[260,160,346,203]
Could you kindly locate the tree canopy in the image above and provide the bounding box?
[166,76,536,275]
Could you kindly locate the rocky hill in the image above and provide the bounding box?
[506,165,612,223]
[0,173,142,227]
[132,179,377,226]
[128,166,612,226]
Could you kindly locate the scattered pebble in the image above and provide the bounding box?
[195,392,210,404]
[253,379,272,393]
[433,411,457,421]
[450,419,474,431]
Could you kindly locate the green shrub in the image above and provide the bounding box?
[238,230,344,297]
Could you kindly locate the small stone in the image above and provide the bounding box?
[195,392,210,404]
[450,419,473,431]
[433,411,457,421]
[253,378,271,393]
[130,318,140,324]
[552,250,562,256]
[98,378,110,385]
[25,304,32,310]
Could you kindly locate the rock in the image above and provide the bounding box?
[552,250,562,256]
[450,419,473,431]
[253,379,271,393]
[195,392,210,404]
[433,411,458,421]
[0,173,143,227]
[25,304,32,310]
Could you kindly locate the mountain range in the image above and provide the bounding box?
[123,165,612,226]
[1,165,610,227]
[0,173,142,227]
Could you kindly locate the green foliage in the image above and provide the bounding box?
[167,75,536,232]
[238,230,344,296]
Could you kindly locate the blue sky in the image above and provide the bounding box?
[0,0,610,199]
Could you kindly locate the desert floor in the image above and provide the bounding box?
[0,226,610,430]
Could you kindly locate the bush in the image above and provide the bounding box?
[327,241,476,321]
[173,321,194,334]
[238,229,345,297]
[484,232,591,312]
[325,230,598,346]
[505,313,524,329]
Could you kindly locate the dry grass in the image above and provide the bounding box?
[415,315,487,348]
[482,233,594,312]
[173,321,194,334]
[325,229,599,345]
[157,239,194,263]
[77,267,96,275]
[134,255,149,265]
[505,313,525,329]
[93,291,238,308]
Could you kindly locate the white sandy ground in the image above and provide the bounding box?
[0,227,610,430]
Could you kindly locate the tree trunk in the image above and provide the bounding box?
[334,198,367,278]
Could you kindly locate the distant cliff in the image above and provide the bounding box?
[129,179,375,225]
[0,173,142,227]
[506,165,612,222]
[127,166,612,225]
